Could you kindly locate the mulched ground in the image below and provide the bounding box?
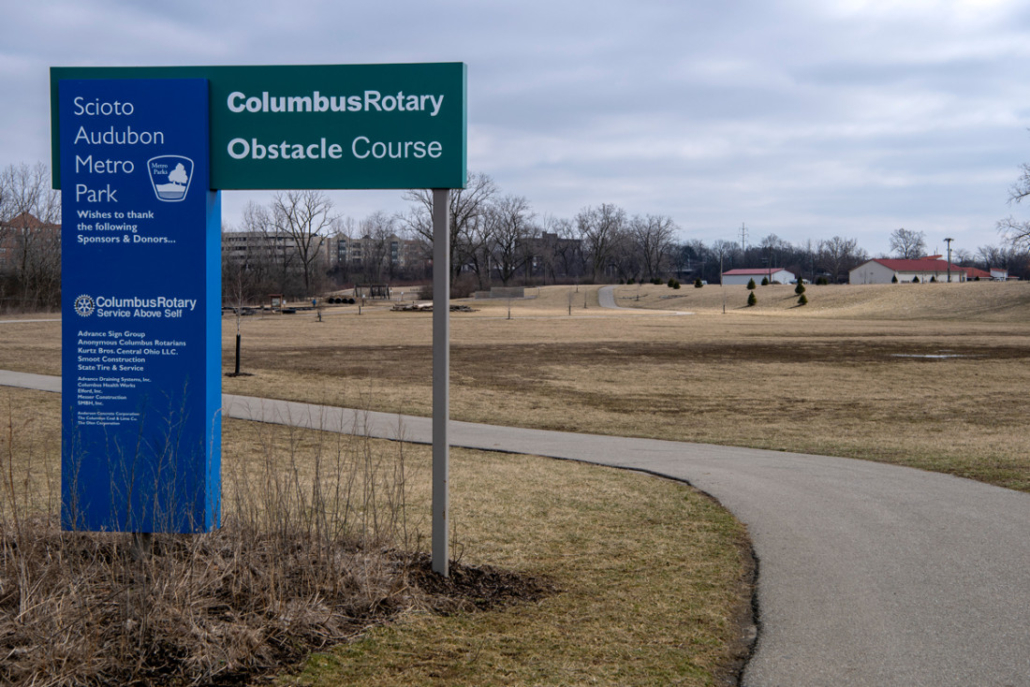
[407,552,558,614]
[215,556,558,686]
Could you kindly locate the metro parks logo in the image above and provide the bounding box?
[147,155,194,202]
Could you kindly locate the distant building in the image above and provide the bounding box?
[722,267,796,285]
[0,212,62,309]
[520,231,584,280]
[0,211,61,270]
[960,266,992,281]
[990,267,1010,281]
[222,230,428,276]
[849,258,966,284]
[329,233,425,274]
[222,230,308,267]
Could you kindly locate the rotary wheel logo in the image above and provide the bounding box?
[74,295,95,317]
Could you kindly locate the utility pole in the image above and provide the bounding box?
[944,237,954,283]
[721,251,726,314]
[739,222,748,252]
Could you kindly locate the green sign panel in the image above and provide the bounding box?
[51,63,467,190]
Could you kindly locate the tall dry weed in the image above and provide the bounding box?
[0,407,427,686]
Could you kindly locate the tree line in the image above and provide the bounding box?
[3,162,1030,312]
[0,163,61,310]
[224,171,1030,302]
[223,172,690,301]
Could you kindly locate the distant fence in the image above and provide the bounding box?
[473,286,525,299]
[354,283,391,299]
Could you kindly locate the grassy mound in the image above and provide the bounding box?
[610,281,1030,322]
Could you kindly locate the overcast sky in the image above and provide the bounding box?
[4,0,1030,256]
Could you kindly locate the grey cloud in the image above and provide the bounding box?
[2,0,1029,255]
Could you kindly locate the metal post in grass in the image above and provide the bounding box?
[432,188,451,577]
[945,237,954,283]
[721,252,726,314]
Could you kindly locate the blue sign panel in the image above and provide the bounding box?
[59,79,220,533]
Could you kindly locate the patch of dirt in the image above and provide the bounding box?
[717,542,759,687]
[407,553,559,614]
[234,339,1030,384]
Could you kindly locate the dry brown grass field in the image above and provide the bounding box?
[1,281,1028,491]
[2,280,1026,683]
[215,281,1028,492]
[0,387,752,685]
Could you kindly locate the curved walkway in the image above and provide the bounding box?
[597,284,693,314]
[4,370,1029,686]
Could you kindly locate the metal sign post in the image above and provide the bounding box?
[432,188,451,577]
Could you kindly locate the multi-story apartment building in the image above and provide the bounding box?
[222,230,328,267]
[329,233,427,279]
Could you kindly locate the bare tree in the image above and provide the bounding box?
[0,163,59,225]
[608,228,640,282]
[630,214,677,281]
[222,223,256,376]
[325,216,357,285]
[403,171,498,282]
[0,163,62,310]
[527,214,557,282]
[819,236,862,283]
[999,160,1030,253]
[0,169,9,247]
[976,244,1006,270]
[678,239,707,279]
[270,191,337,295]
[487,194,536,285]
[1006,161,1030,208]
[238,201,297,296]
[549,217,584,282]
[710,239,737,282]
[576,204,626,282]
[358,211,396,282]
[889,228,926,259]
[953,248,974,266]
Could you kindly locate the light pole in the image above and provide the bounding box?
[944,237,954,283]
[721,251,726,314]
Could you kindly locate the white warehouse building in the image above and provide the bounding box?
[849,258,966,285]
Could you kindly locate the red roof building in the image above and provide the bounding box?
[849,258,965,284]
[960,266,992,280]
[0,212,61,271]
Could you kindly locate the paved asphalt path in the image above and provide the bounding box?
[4,368,1029,686]
[597,283,692,314]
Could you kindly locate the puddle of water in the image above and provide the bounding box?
[890,354,982,359]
